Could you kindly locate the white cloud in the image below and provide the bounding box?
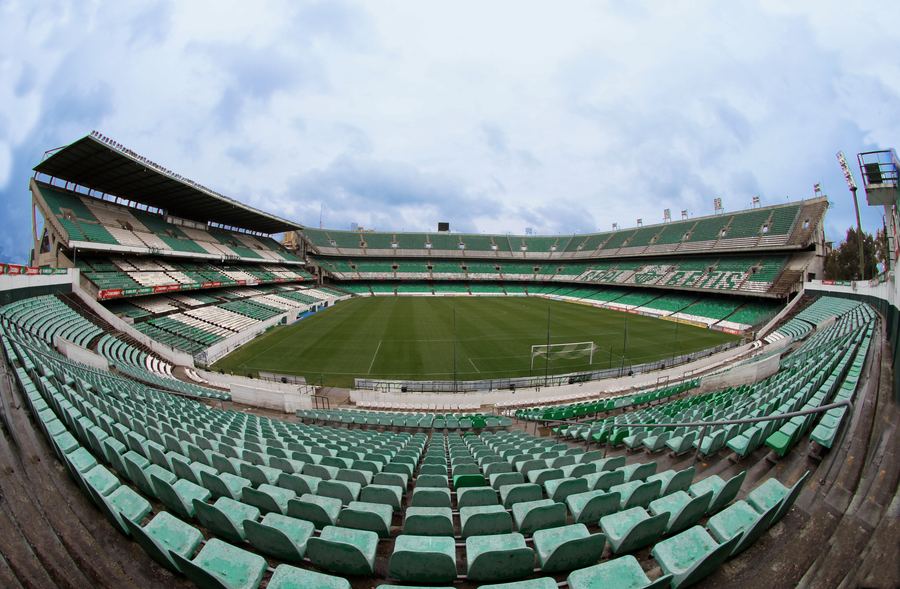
[1,0,898,261]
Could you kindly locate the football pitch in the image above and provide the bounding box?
[211,296,740,387]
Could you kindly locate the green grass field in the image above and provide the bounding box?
[211,296,739,387]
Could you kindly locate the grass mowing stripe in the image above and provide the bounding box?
[211,296,739,387]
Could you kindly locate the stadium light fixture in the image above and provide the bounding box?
[681,209,688,220]
[663,209,671,222]
[836,151,866,280]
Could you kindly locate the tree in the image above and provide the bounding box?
[823,227,880,281]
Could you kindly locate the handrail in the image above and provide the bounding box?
[536,398,853,462]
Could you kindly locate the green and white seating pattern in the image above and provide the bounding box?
[0,291,856,588]
[557,302,875,464]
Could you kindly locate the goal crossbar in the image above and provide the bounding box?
[530,341,596,369]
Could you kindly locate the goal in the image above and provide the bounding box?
[530,341,596,370]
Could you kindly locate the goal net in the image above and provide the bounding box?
[530,341,596,370]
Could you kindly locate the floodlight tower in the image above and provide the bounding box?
[857,149,900,272]
[836,151,866,279]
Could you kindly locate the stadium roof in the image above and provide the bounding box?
[33,132,302,234]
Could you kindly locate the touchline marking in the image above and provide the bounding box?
[367,340,383,375]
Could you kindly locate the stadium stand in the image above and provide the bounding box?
[4,303,880,588]
[6,131,894,588]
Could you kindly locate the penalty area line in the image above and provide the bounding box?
[367,340,383,375]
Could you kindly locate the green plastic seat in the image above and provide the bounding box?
[403,506,454,536]
[600,506,669,554]
[194,497,260,543]
[533,523,605,572]
[512,499,567,534]
[337,501,393,537]
[544,476,588,502]
[500,483,542,507]
[125,455,172,498]
[104,484,152,534]
[567,554,671,589]
[666,432,698,456]
[457,486,498,508]
[200,471,252,500]
[584,470,625,492]
[707,500,779,556]
[372,472,408,488]
[304,463,338,480]
[616,462,657,482]
[460,504,513,537]
[466,532,535,582]
[359,483,403,509]
[123,512,203,573]
[561,463,596,478]
[286,493,342,528]
[420,464,448,476]
[245,513,315,562]
[318,479,362,505]
[337,467,373,486]
[240,462,281,486]
[307,525,379,576]
[688,470,746,514]
[646,466,695,495]
[411,486,452,507]
[610,479,662,510]
[268,564,350,589]
[151,474,212,519]
[649,491,712,534]
[388,535,457,583]
[592,456,626,471]
[417,473,449,488]
[454,473,487,489]
[490,472,525,489]
[83,464,120,497]
[566,489,621,524]
[746,471,809,523]
[242,483,296,514]
[276,472,321,496]
[171,537,267,589]
[650,525,741,588]
[527,468,564,486]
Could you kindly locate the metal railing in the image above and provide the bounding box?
[531,399,853,463]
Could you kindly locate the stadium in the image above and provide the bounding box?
[0,128,896,589]
[1,4,899,586]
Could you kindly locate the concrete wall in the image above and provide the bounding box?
[698,352,780,393]
[230,383,312,413]
[0,270,75,305]
[194,367,308,392]
[54,335,109,370]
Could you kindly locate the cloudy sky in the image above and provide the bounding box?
[1,0,898,262]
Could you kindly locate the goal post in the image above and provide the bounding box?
[530,341,596,370]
